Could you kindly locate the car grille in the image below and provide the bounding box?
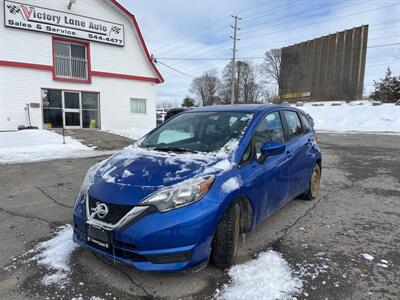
[88,196,134,225]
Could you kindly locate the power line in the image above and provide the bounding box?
[236,24,400,52]
[153,24,400,78]
[369,34,400,41]
[187,41,400,76]
[240,0,368,33]
[169,24,399,75]
[153,0,275,55]
[153,16,230,53]
[367,60,400,66]
[240,0,307,24]
[155,19,399,65]
[165,0,388,70]
[241,3,400,41]
[156,42,400,62]
[156,60,195,78]
[155,0,303,62]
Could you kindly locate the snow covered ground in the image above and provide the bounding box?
[105,127,153,140]
[106,101,399,141]
[0,130,100,164]
[298,100,400,133]
[217,250,302,300]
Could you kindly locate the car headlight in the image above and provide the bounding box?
[141,175,215,212]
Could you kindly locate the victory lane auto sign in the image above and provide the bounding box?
[4,0,125,46]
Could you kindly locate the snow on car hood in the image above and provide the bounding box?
[82,144,235,205]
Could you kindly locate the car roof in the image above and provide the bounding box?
[186,104,289,113]
[167,108,187,112]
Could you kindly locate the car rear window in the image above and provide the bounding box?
[283,111,303,140]
[299,113,313,133]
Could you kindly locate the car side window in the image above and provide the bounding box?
[283,111,303,140]
[299,113,312,133]
[253,111,285,155]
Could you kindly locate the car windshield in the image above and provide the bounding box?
[140,111,253,153]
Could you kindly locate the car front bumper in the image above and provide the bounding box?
[73,196,220,271]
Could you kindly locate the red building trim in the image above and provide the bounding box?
[0,60,160,83]
[52,36,92,84]
[92,70,159,83]
[109,0,164,83]
[0,60,53,71]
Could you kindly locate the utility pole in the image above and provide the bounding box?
[230,15,241,105]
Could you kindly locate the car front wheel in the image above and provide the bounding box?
[210,202,241,269]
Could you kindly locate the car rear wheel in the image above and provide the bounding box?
[210,202,241,269]
[302,163,321,200]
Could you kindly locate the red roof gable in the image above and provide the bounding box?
[109,0,164,83]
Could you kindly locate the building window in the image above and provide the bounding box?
[42,89,63,128]
[54,40,88,80]
[42,89,99,129]
[130,98,147,113]
[82,92,100,128]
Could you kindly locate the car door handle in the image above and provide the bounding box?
[286,150,293,158]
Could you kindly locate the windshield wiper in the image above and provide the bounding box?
[153,147,198,154]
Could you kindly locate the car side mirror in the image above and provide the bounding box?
[259,141,286,163]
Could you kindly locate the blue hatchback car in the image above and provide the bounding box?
[73,104,322,271]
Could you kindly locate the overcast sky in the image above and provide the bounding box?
[119,0,400,105]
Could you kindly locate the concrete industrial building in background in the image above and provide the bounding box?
[281,25,369,102]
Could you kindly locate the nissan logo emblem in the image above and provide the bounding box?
[90,202,109,219]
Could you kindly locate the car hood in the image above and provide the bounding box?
[86,146,233,205]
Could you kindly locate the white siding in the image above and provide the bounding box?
[0,0,157,77]
[0,0,161,131]
[0,66,156,131]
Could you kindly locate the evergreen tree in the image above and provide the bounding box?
[181,95,196,107]
[370,67,400,103]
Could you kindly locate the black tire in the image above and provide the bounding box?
[210,202,241,269]
[302,163,321,200]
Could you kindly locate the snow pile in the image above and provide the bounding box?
[299,101,400,133]
[376,259,389,268]
[32,225,78,286]
[360,253,374,261]
[221,177,241,193]
[0,130,95,164]
[106,127,153,140]
[217,250,302,300]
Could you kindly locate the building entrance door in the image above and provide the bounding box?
[63,91,81,128]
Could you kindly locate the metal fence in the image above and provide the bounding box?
[55,55,88,80]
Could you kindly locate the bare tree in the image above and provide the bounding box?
[189,70,221,106]
[220,61,265,103]
[261,49,283,99]
[158,100,174,110]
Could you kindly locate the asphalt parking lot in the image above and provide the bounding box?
[0,133,399,300]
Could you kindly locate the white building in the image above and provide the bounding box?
[0,0,163,131]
